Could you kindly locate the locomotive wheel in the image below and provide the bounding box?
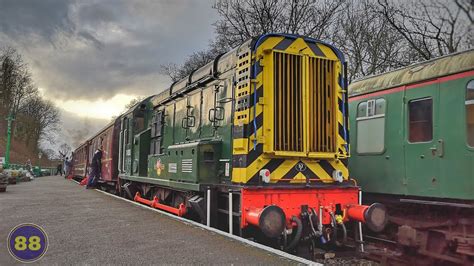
[121,182,139,200]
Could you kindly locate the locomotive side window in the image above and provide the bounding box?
[356,98,386,154]
[466,80,474,147]
[408,98,433,143]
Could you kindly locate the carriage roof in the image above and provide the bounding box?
[349,49,474,97]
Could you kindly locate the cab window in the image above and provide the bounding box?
[466,80,474,147]
[356,98,386,154]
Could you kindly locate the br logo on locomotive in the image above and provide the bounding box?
[295,162,307,172]
[7,223,48,263]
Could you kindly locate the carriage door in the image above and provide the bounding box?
[437,78,474,199]
[404,82,441,196]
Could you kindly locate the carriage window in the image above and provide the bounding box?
[356,98,386,154]
[357,101,367,117]
[408,98,433,143]
[466,80,474,147]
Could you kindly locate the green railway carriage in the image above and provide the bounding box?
[348,50,474,264]
[114,33,385,254]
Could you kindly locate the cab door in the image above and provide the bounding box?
[404,82,441,196]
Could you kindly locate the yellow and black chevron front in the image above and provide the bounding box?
[232,35,349,185]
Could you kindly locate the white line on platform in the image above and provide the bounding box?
[84,184,319,265]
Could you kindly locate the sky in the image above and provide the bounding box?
[0,0,218,149]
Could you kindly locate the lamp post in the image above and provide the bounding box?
[4,112,14,169]
[38,152,42,176]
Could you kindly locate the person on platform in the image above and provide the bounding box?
[56,163,63,176]
[86,146,102,189]
[64,157,70,178]
[65,154,73,177]
[63,156,68,176]
[25,159,32,174]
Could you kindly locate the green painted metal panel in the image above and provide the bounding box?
[147,140,221,191]
[437,77,474,199]
[187,91,202,140]
[162,104,175,148]
[132,128,150,177]
[214,77,234,181]
[349,91,406,196]
[201,86,215,138]
[174,98,188,144]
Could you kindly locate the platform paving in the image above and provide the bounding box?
[0,176,302,265]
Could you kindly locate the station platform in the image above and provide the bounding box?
[0,176,312,264]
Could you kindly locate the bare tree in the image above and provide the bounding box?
[125,96,145,110]
[377,0,473,60]
[213,0,343,49]
[18,95,60,149]
[163,0,472,84]
[161,0,344,82]
[332,1,411,81]
[58,143,72,159]
[41,148,57,160]
[160,49,222,82]
[0,47,38,116]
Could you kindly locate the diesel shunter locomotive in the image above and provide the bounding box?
[73,34,386,253]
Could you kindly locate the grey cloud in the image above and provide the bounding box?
[60,110,110,149]
[77,31,104,49]
[0,0,218,100]
[0,0,76,42]
[1,0,218,147]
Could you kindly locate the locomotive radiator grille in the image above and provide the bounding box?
[273,52,304,152]
[231,36,349,184]
[308,57,336,153]
[273,52,336,154]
